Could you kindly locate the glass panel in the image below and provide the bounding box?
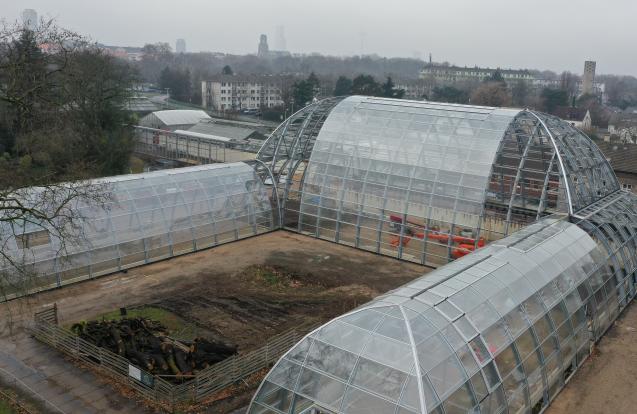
[341,386,396,414]
[351,357,408,402]
[297,368,346,411]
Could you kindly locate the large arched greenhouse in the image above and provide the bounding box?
[251,96,637,414]
[3,96,637,413]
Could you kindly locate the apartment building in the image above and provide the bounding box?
[201,76,284,111]
[420,64,534,83]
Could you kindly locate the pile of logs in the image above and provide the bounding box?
[70,317,237,381]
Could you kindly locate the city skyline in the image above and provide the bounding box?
[5,0,637,76]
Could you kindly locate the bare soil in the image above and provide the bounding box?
[1,231,427,413]
[547,302,637,414]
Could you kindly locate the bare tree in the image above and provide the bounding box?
[471,82,512,107]
[0,20,132,311]
[0,181,111,297]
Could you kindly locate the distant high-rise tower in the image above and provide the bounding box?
[582,60,596,95]
[275,25,286,51]
[21,9,38,31]
[258,34,269,57]
[176,38,186,54]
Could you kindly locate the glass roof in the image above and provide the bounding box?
[533,112,619,212]
[262,96,620,266]
[250,212,634,414]
[0,162,274,297]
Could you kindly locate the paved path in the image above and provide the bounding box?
[0,331,153,414]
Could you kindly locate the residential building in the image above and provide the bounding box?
[394,81,429,100]
[582,60,596,95]
[596,141,637,193]
[99,45,144,62]
[554,106,592,130]
[420,64,534,83]
[608,112,637,144]
[176,38,186,54]
[21,9,37,30]
[201,76,284,111]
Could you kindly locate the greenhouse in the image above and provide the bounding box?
[0,162,274,297]
[261,96,617,266]
[248,96,637,414]
[250,190,637,413]
[5,95,637,413]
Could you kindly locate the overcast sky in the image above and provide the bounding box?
[3,0,637,76]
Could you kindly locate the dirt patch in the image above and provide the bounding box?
[547,302,637,414]
[1,231,428,413]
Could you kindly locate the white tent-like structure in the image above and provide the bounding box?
[139,110,212,131]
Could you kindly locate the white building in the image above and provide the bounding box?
[420,64,535,83]
[201,77,284,112]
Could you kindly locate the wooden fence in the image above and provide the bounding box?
[31,306,318,412]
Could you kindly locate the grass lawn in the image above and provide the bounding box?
[128,155,146,174]
[0,400,16,414]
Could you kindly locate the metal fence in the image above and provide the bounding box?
[31,306,316,412]
[0,365,67,414]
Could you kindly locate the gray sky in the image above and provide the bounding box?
[3,0,637,76]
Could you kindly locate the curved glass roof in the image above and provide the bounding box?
[533,112,618,212]
[265,96,619,265]
[0,162,274,298]
[250,204,637,414]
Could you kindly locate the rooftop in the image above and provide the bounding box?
[188,120,261,141]
[143,110,212,127]
[595,140,637,174]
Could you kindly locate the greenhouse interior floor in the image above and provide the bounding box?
[0,231,426,413]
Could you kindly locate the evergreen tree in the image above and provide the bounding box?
[333,76,353,96]
[221,65,233,75]
[351,74,382,96]
[381,77,405,98]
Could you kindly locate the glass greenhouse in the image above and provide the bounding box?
[260,96,617,266]
[5,95,637,413]
[249,96,637,414]
[0,162,274,297]
[250,191,637,413]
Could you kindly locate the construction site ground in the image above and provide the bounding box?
[4,230,637,413]
[0,231,427,413]
[546,300,637,414]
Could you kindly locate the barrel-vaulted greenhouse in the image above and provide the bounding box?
[2,95,637,413]
[0,162,274,297]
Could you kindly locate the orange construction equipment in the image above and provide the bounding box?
[387,214,485,256]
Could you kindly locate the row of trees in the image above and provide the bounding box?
[426,70,605,123]
[288,73,406,110]
[0,21,138,183]
[333,75,405,98]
